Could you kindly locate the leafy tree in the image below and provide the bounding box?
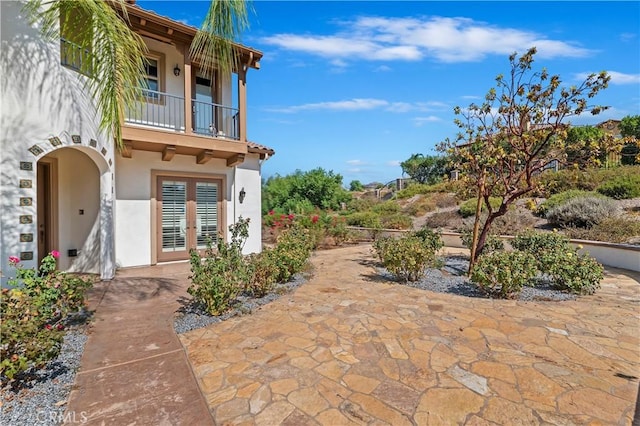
[263,168,351,213]
[440,48,611,267]
[400,154,451,185]
[25,0,250,148]
[349,180,364,191]
[619,115,640,165]
[620,115,640,138]
[564,126,618,167]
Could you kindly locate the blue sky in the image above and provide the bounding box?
[138,1,640,186]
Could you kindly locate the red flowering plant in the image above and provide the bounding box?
[1,251,93,381]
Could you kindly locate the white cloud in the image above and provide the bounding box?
[413,116,442,126]
[374,65,392,72]
[620,32,636,42]
[261,16,591,66]
[461,95,481,100]
[266,98,447,114]
[576,71,640,85]
[568,107,628,126]
[347,159,367,165]
[266,98,388,113]
[387,160,401,167]
[347,168,362,173]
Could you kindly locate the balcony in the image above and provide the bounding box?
[61,38,92,75]
[125,89,240,141]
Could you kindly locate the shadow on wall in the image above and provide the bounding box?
[67,208,100,275]
[0,1,100,145]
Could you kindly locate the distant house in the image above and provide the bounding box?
[0,1,273,283]
[596,119,622,138]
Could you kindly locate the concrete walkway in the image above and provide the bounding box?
[65,262,212,425]
[180,245,640,425]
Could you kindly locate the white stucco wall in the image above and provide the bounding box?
[0,1,115,282]
[49,149,101,272]
[114,150,263,268]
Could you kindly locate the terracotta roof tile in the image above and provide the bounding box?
[247,141,275,157]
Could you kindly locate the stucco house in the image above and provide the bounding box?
[0,1,273,283]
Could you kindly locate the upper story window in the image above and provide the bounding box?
[60,6,93,75]
[141,53,164,101]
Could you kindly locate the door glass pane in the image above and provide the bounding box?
[161,180,187,252]
[195,182,218,249]
[194,74,214,135]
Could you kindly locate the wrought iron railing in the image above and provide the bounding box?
[192,99,240,140]
[125,89,186,131]
[60,38,92,75]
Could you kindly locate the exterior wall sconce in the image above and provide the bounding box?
[173,64,181,76]
[239,187,246,204]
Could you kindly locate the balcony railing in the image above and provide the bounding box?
[60,38,92,75]
[124,89,240,140]
[193,100,239,140]
[125,89,186,132]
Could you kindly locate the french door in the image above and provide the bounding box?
[157,176,222,262]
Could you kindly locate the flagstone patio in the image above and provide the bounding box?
[179,244,640,425]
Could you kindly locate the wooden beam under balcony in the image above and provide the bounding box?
[197,150,213,164]
[121,141,133,158]
[226,153,245,167]
[162,145,176,161]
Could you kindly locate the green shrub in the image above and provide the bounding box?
[546,196,618,228]
[345,211,382,228]
[246,249,280,297]
[459,197,502,218]
[537,165,640,197]
[564,217,640,243]
[460,228,505,254]
[396,183,433,199]
[373,234,440,282]
[326,217,353,246]
[1,289,64,380]
[188,218,250,315]
[1,253,93,380]
[597,174,640,199]
[510,230,605,293]
[413,227,445,253]
[346,198,377,213]
[548,252,603,295]
[262,168,351,213]
[372,200,401,215]
[537,190,605,217]
[511,230,571,271]
[381,213,413,230]
[271,225,314,283]
[471,251,538,299]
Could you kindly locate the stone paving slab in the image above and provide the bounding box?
[181,244,640,425]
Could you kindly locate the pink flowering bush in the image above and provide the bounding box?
[1,252,94,381]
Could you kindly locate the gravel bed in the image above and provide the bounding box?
[174,272,309,334]
[1,323,89,426]
[377,255,577,302]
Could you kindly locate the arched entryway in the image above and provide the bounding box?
[36,146,112,276]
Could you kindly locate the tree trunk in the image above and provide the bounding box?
[474,214,497,263]
[467,185,484,275]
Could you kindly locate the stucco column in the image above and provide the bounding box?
[237,67,247,142]
[183,43,193,134]
[100,170,115,280]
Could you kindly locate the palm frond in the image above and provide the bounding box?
[190,0,251,79]
[25,0,147,149]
